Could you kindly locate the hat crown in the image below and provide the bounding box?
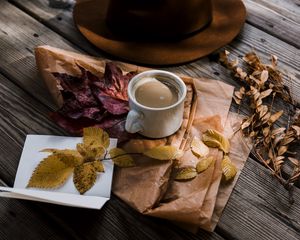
[106,0,212,39]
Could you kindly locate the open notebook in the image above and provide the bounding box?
[0,135,117,209]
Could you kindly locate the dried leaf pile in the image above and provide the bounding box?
[219,50,300,191]
[174,130,237,182]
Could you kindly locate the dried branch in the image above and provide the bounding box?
[219,50,300,197]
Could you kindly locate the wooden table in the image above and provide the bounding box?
[0,0,299,239]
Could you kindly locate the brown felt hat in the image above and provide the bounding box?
[74,0,246,66]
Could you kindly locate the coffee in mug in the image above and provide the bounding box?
[125,70,187,138]
[134,77,179,108]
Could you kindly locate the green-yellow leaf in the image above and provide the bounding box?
[27,155,73,189]
[109,148,135,167]
[175,167,197,180]
[83,127,110,149]
[191,137,209,158]
[196,156,215,173]
[73,163,97,194]
[202,129,230,153]
[221,155,237,181]
[143,146,184,160]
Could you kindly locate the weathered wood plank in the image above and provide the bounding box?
[0,1,300,239]
[0,1,83,110]
[217,159,300,240]
[0,75,75,240]
[248,0,300,23]
[0,73,67,184]
[8,0,102,55]
[0,197,74,240]
[37,196,225,240]
[244,0,300,48]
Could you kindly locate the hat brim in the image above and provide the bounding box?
[73,0,246,66]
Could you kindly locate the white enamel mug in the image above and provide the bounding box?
[125,70,187,138]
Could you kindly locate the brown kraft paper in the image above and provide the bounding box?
[35,45,252,232]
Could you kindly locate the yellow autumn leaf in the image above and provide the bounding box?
[221,155,237,181]
[76,143,105,161]
[109,148,135,167]
[175,167,197,180]
[41,149,82,158]
[202,129,230,153]
[89,161,105,172]
[55,153,83,167]
[191,136,209,158]
[76,143,86,156]
[27,155,73,189]
[122,139,167,153]
[73,163,97,194]
[196,156,215,173]
[143,146,184,160]
[83,127,110,149]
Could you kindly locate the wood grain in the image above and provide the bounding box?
[0,0,299,239]
[248,0,300,23]
[0,197,73,240]
[217,159,300,240]
[0,76,76,240]
[244,0,300,48]
[0,0,83,110]
[0,73,66,185]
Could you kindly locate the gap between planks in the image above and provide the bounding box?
[0,2,298,240]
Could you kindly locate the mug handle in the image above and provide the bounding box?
[125,109,144,133]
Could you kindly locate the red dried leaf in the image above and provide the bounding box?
[92,90,129,115]
[50,63,137,141]
[92,62,136,101]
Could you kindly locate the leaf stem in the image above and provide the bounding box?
[101,152,142,161]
